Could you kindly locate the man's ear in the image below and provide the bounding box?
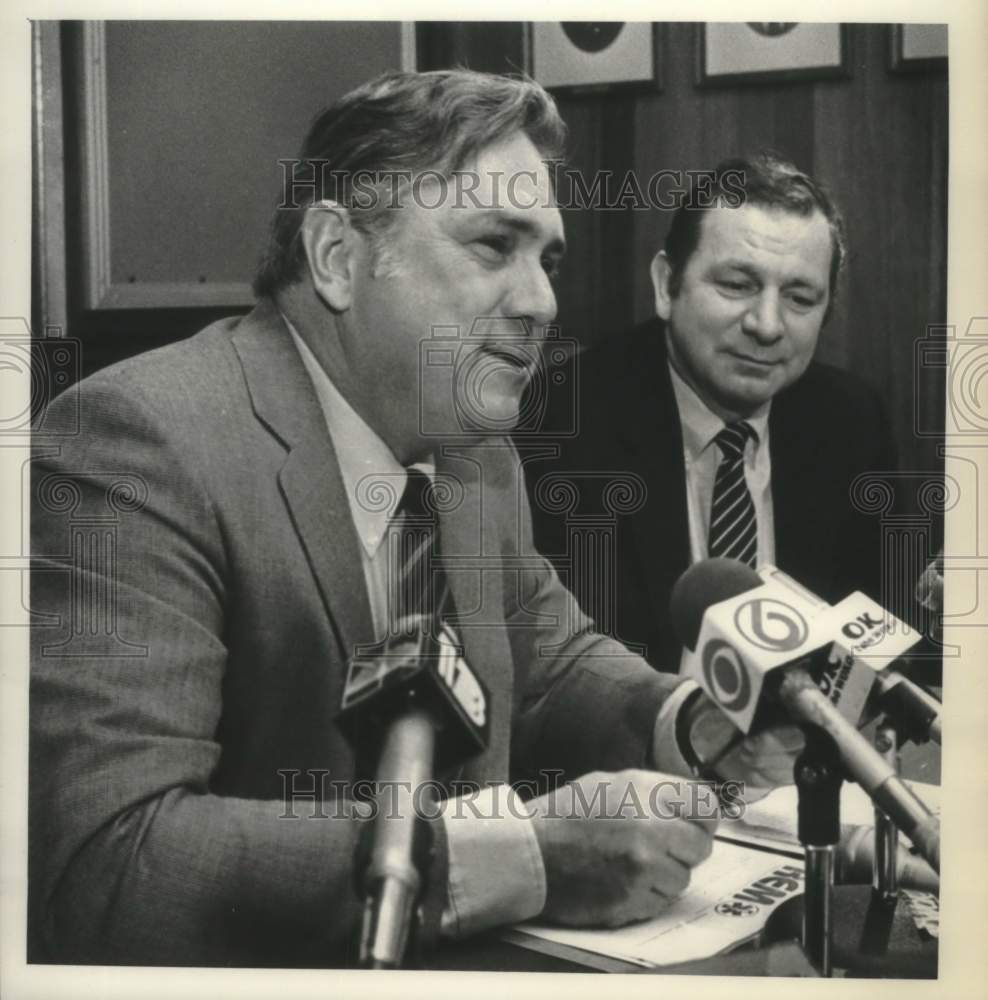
[649,250,674,322]
[300,200,358,311]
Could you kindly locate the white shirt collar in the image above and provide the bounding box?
[667,357,770,461]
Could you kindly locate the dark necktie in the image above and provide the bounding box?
[391,467,450,634]
[708,421,758,568]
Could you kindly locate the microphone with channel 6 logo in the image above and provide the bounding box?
[671,559,939,874]
[672,559,874,733]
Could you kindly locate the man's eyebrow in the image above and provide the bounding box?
[781,275,827,292]
[469,210,566,255]
[712,259,758,275]
[714,259,824,290]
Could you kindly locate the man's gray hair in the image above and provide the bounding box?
[253,70,567,298]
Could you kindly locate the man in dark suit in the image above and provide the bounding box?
[29,75,801,967]
[524,154,896,673]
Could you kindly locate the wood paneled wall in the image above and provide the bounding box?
[419,21,947,500]
[48,21,946,498]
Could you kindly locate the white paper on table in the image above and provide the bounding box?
[903,891,940,938]
[511,840,805,968]
[720,780,940,852]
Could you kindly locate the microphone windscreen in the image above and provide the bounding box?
[669,558,763,652]
[914,549,943,613]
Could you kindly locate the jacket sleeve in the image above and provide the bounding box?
[29,377,447,966]
[498,443,687,784]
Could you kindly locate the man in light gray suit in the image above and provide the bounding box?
[30,70,802,967]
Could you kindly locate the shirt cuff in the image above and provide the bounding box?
[438,784,546,938]
[652,679,702,777]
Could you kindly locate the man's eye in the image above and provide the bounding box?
[474,235,511,259]
[541,256,561,280]
[787,292,819,310]
[717,278,753,294]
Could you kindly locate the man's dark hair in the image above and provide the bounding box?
[663,152,847,313]
[253,70,567,298]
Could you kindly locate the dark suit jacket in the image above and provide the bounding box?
[29,301,687,967]
[521,318,897,673]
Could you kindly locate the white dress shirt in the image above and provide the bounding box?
[667,361,776,569]
[287,323,546,937]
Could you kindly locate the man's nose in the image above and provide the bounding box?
[504,260,558,330]
[741,290,785,342]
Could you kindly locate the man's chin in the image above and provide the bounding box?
[454,371,529,435]
[455,396,524,436]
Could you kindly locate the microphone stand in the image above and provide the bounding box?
[795,726,843,976]
[872,720,900,902]
[774,716,935,976]
[858,718,902,957]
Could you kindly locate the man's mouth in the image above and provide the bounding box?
[727,351,782,368]
[481,345,537,377]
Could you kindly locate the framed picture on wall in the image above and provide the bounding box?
[528,22,661,94]
[697,23,849,87]
[890,24,948,74]
[75,20,415,310]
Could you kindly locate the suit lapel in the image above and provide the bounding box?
[435,444,513,780]
[231,302,374,663]
[617,325,691,626]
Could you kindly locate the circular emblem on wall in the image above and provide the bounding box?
[701,639,752,712]
[561,23,625,53]
[746,23,798,37]
[733,598,809,652]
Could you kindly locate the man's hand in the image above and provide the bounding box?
[684,692,804,792]
[527,770,717,928]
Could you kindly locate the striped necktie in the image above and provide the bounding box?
[391,467,450,633]
[708,421,758,568]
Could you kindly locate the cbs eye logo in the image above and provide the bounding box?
[733,598,808,652]
[701,599,809,712]
[701,639,751,712]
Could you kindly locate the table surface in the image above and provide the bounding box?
[433,729,942,975]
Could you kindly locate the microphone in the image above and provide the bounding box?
[672,560,878,731]
[759,567,941,746]
[915,548,944,648]
[869,670,941,746]
[915,549,943,615]
[336,619,490,967]
[837,824,939,893]
[672,559,940,873]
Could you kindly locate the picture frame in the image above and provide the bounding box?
[76,21,415,311]
[890,24,948,74]
[697,22,850,88]
[528,22,662,95]
[77,23,254,309]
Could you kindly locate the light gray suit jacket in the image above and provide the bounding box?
[30,300,685,966]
